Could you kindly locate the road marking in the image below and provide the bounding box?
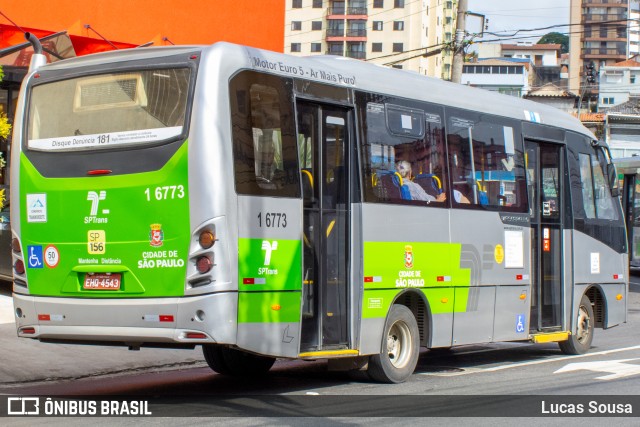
[0,294,15,325]
[554,358,640,380]
[420,345,640,377]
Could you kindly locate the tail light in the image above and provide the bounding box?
[11,238,21,254]
[14,260,25,275]
[198,230,216,249]
[196,256,212,274]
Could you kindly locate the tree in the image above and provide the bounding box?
[537,32,569,54]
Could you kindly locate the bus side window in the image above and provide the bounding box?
[446,109,527,212]
[578,152,619,220]
[230,71,300,198]
[359,94,447,206]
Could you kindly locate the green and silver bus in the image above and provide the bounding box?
[11,40,628,383]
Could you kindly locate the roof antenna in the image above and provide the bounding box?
[25,32,47,71]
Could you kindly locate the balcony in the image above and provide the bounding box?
[581,48,627,61]
[346,29,367,37]
[583,0,627,6]
[345,50,366,59]
[583,14,628,23]
[328,6,368,18]
[347,7,367,15]
[326,29,345,37]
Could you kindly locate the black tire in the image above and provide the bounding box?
[367,304,420,383]
[202,345,276,376]
[559,294,594,355]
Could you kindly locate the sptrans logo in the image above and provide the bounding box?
[85,191,109,224]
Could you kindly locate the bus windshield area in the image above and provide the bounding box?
[27,68,191,151]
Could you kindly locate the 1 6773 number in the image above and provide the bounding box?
[258,212,287,228]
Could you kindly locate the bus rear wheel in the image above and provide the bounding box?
[367,304,420,383]
[202,344,276,376]
[559,294,594,355]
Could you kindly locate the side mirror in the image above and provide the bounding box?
[607,163,619,197]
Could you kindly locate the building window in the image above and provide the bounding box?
[313,0,323,7]
[373,21,383,31]
[374,0,384,7]
[291,43,301,53]
[632,73,638,84]
[311,43,322,52]
[312,21,322,31]
[446,1,452,8]
[292,0,302,8]
[392,43,403,52]
[392,65,403,69]
[394,0,404,8]
[372,42,383,52]
[602,97,615,105]
[393,21,404,31]
[292,21,302,31]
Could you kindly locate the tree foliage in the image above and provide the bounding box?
[538,32,569,53]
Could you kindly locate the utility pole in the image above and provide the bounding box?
[451,0,468,83]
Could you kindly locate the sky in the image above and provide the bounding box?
[467,0,570,45]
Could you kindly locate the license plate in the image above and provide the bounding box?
[83,273,121,290]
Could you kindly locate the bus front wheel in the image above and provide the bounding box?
[367,304,420,383]
[202,344,276,376]
[559,294,594,355]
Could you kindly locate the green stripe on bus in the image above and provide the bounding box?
[237,291,301,323]
[362,241,471,317]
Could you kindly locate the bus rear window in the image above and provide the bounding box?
[27,68,191,151]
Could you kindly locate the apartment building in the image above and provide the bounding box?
[569,0,629,96]
[630,2,640,58]
[284,0,458,79]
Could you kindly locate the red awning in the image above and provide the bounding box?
[0,23,138,66]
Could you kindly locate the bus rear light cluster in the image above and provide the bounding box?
[19,327,36,335]
[196,256,212,274]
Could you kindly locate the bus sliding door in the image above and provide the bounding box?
[525,140,564,331]
[296,101,351,352]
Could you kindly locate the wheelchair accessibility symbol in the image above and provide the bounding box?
[516,314,525,333]
[27,245,44,269]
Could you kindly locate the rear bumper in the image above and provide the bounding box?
[13,291,238,345]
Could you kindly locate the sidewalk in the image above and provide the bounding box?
[0,290,205,386]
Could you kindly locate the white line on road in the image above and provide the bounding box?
[420,345,640,376]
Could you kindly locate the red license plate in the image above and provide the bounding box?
[83,273,121,290]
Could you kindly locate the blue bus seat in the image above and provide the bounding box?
[414,173,443,198]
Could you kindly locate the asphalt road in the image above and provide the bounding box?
[1,278,639,423]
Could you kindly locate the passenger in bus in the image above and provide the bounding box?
[396,161,444,202]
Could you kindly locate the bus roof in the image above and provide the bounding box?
[33,42,594,140]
